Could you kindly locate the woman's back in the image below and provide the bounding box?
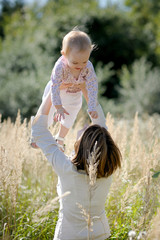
[55,161,112,240]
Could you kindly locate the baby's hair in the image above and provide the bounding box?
[61,28,94,55]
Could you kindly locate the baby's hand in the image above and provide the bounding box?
[30,142,39,149]
[54,107,69,122]
[89,111,98,119]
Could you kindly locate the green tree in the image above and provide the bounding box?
[85,8,151,98]
[0,0,25,39]
[125,0,160,65]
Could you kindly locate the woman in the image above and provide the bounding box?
[31,91,122,240]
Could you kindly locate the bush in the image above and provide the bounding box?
[0,34,54,120]
[118,58,160,117]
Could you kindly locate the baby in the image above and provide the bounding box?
[31,28,100,151]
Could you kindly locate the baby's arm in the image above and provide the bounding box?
[51,59,69,120]
[83,62,98,118]
[79,82,98,119]
[79,83,106,128]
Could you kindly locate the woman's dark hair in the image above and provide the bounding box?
[72,124,122,178]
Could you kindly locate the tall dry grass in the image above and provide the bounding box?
[105,112,160,239]
[0,111,160,239]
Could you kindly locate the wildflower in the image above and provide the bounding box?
[137,231,147,239]
[128,230,136,240]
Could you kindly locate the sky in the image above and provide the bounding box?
[23,0,123,8]
[0,0,126,16]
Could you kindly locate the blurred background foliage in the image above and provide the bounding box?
[0,0,160,120]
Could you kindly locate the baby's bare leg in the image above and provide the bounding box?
[56,124,69,151]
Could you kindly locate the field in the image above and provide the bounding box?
[0,111,160,240]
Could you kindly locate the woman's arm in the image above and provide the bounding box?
[32,91,71,175]
[90,104,108,130]
[36,89,52,116]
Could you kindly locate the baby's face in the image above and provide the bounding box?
[65,48,91,71]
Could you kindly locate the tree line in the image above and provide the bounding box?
[0,0,160,120]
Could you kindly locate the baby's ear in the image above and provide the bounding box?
[61,50,65,55]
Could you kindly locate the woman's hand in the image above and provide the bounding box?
[89,110,98,119]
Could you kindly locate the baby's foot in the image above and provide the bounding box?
[55,135,65,152]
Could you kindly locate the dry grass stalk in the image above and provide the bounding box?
[0,111,28,206]
[33,191,71,223]
[106,112,115,134]
[76,202,93,235]
[147,208,160,240]
[86,141,100,186]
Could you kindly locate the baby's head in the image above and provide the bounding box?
[61,29,94,56]
[61,29,94,71]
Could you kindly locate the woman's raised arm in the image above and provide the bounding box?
[36,90,52,116]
